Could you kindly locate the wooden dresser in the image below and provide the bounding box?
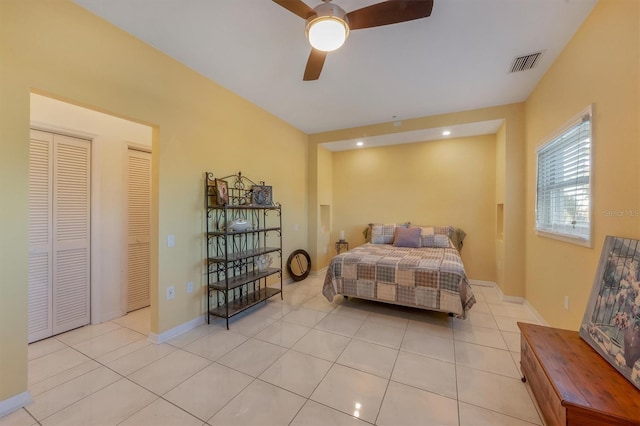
[518,323,640,426]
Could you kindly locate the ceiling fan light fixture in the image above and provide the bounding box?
[305,3,349,52]
[307,17,348,51]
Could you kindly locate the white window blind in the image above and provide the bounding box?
[536,107,592,244]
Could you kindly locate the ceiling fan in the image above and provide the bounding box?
[273,0,434,81]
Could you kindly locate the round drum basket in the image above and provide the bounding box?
[286,249,311,281]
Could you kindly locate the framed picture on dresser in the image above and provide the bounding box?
[579,235,640,390]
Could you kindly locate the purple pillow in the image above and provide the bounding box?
[393,227,422,248]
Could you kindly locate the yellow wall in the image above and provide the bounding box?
[307,145,319,268]
[310,103,525,293]
[4,0,631,408]
[317,146,334,268]
[524,0,640,328]
[495,123,506,289]
[0,0,308,402]
[330,135,497,281]
[306,144,334,270]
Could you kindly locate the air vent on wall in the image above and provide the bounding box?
[509,51,543,73]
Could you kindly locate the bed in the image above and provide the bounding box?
[322,223,476,318]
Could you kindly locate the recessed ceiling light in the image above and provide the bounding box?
[442,130,451,136]
[356,141,364,146]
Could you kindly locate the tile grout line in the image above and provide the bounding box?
[28,314,214,425]
[20,282,545,426]
[92,340,216,425]
[371,316,409,425]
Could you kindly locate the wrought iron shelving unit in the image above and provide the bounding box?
[205,171,282,329]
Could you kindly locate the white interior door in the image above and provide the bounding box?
[126,148,151,312]
[28,130,54,342]
[52,134,91,334]
[28,129,91,342]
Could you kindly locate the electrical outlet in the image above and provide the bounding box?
[167,286,175,300]
[186,281,193,294]
[564,295,569,311]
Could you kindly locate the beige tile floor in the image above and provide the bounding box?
[1,277,544,426]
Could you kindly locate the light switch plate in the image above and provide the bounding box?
[167,234,175,247]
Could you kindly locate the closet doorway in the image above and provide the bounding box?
[30,93,153,336]
[28,129,91,343]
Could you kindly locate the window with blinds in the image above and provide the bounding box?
[536,106,592,246]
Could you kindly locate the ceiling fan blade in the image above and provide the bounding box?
[346,0,434,30]
[303,49,327,81]
[272,0,316,20]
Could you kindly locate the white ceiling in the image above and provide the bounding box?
[73,0,597,139]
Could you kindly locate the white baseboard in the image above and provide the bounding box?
[148,314,205,344]
[311,267,328,276]
[0,391,32,418]
[494,284,524,304]
[469,280,549,324]
[100,310,125,323]
[470,280,525,304]
[523,299,549,326]
[468,279,495,287]
[282,266,326,283]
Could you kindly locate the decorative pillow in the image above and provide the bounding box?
[420,226,435,236]
[369,222,410,244]
[371,223,397,244]
[421,234,453,248]
[393,227,422,248]
[436,225,455,237]
[411,224,454,237]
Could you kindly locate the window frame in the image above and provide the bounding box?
[535,105,593,248]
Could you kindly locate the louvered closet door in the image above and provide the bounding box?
[126,149,151,312]
[28,130,91,342]
[52,134,91,334]
[28,130,54,342]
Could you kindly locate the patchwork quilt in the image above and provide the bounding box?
[323,243,476,318]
